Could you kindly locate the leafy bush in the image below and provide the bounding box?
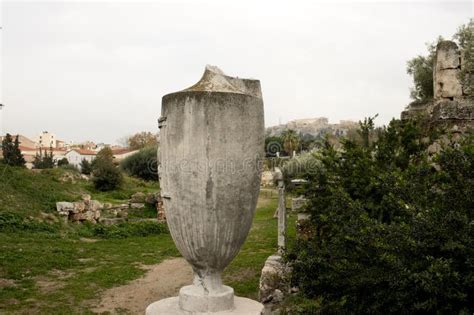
[121,146,158,181]
[92,163,123,191]
[80,159,93,175]
[285,118,474,314]
[57,157,69,167]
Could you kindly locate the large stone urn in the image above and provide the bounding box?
[146,66,265,314]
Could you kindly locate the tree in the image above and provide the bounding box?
[92,147,114,169]
[92,162,123,191]
[121,146,158,181]
[406,38,441,102]
[1,134,26,167]
[127,132,158,150]
[91,147,122,190]
[265,136,283,157]
[454,19,474,95]
[281,129,300,157]
[80,159,93,175]
[32,147,54,169]
[57,157,69,167]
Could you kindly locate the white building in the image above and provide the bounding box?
[65,149,97,169]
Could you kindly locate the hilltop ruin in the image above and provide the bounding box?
[401,40,473,129]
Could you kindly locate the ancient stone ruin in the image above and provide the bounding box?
[56,192,163,224]
[146,65,265,314]
[402,40,473,129]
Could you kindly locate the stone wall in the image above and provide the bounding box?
[56,192,163,224]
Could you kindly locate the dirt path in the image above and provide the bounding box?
[92,257,193,314]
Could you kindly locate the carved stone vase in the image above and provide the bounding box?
[146,66,265,314]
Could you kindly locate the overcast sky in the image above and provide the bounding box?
[1,1,472,144]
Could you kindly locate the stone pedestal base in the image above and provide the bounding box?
[179,285,234,312]
[146,296,264,315]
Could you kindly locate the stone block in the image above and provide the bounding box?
[130,192,146,203]
[130,203,145,209]
[72,201,85,213]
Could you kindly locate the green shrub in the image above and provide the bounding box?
[57,157,69,167]
[92,163,123,191]
[80,159,93,175]
[121,146,158,181]
[286,119,474,314]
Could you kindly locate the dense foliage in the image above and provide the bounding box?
[454,19,474,96]
[32,147,54,169]
[92,147,123,191]
[80,159,93,175]
[127,131,158,150]
[406,39,439,102]
[286,118,474,313]
[120,146,158,181]
[57,157,69,167]
[1,134,26,167]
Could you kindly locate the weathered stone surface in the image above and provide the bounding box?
[259,255,289,306]
[89,200,102,211]
[436,41,460,69]
[436,69,463,98]
[152,65,264,313]
[130,192,146,203]
[261,171,274,187]
[292,196,307,212]
[146,296,264,315]
[431,99,474,121]
[434,41,463,99]
[72,201,85,213]
[130,203,145,209]
[56,202,73,216]
[56,199,103,223]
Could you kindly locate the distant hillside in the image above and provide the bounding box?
[266,117,358,138]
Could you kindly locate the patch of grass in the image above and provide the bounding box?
[79,175,159,204]
[0,188,279,313]
[0,230,179,313]
[0,163,159,217]
[127,203,157,219]
[77,221,168,239]
[0,164,85,216]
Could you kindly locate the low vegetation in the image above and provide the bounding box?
[283,118,474,313]
[0,161,279,312]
